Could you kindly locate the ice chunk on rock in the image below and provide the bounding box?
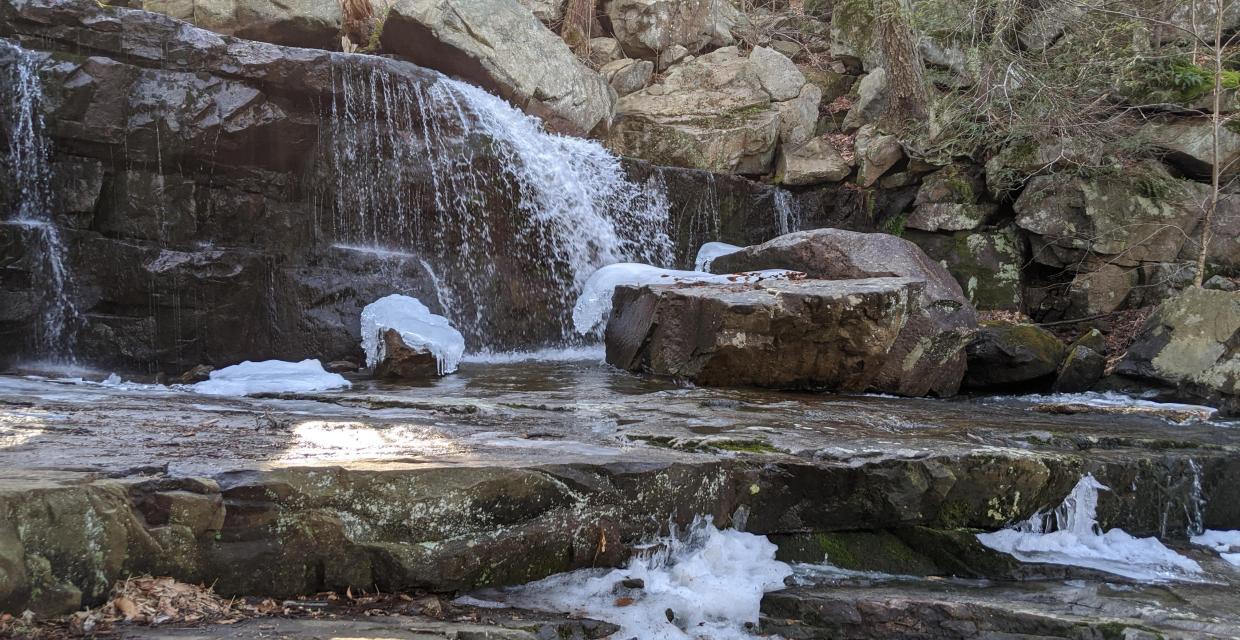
[192,359,349,396]
[361,294,465,376]
[572,263,800,335]
[1191,530,1240,566]
[693,242,742,271]
[977,474,1203,581]
[477,517,791,640]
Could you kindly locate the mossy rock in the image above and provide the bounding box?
[964,321,1067,389]
[772,530,942,575]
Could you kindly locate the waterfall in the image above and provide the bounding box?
[772,188,802,236]
[322,62,673,349]
[0,41,79,360]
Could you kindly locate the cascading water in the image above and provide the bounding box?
[772,188,802,236]
[322,62,673,349]
[0,41,79,360]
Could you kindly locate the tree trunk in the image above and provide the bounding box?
[1196,0,1224,287]
[561,0,596,53]
[877,0,929,128]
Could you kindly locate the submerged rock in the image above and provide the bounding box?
[605,277,921,391]
[964,322,1067,390]
[710,229,977,396]
[1116,287,1240,415]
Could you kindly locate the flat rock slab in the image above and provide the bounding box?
[2,363,1240,616]
[605,277,920,390]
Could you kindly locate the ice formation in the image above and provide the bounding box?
[1191,530,1240,566]
[693,242,743,271]
[480,518,791,640]
[572,263,801,335]
[191,360,350,396]
[977,474,1203,581]
[360,294,466,375]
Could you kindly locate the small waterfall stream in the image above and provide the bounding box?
[323,63,673,349]
[1,41,79,361]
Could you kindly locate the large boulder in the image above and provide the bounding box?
[710,229,978,396]
[140,0,343,49]
[606,0,726,60]
[905,226,1024,311]
[1115,288,1240,415]
[777,136,853,185]
[1143,117,1240,180]
[605,277,926,391]
[905,164,996,232]
[964,322,1067,389]
[1014,162,1209,270]
[608,46,818,174]
[380,0,614,136]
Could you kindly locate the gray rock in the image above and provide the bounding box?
[1205,275,1238,292]
[965,322,1068,389]
[141,0,343,49]
[657,44,690,71]
[905,226,1025,311]
[609,46,795,173]
[777,136,853,185]
[1052,345,1106,393]
[841,68,887,131]
[750,46,806,101]
[588,37,625,67]
[711,229,978,396]
[381,0,614,136]
[854,125,903,187]
[518,0,564,23]
[607,0,716,59]
[1143,117,1240,180]
[905,164,996,232]
[1116,287,1240,415]
[605,277,924,391]
[600,58,654,96]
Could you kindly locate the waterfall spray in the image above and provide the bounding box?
[1,41,80,360]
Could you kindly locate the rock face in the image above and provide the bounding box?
[777,136,853,185]
[1116,287,1240,415]
[606,0,716,60]
[905,164,996,232]
[711,229,978,396]
[139,0,343,49]
[905,226,1024,311]
[608,46,819,174]
[964,322,1067,389]
[379,0,613,136]
[605,277,923,390]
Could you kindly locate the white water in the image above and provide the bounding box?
[772,188,802,235]
[977,475,1203,582]
[572,263,802,335]
[1012,391,1219,423]
[360,294,465,375]
[325,64,673,348]
[1,41,80,360]
[468,518,791,640]
[191,360,350,396]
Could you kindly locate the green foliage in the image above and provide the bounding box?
[1122,56,1240,105]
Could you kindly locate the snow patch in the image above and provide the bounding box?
[572,263,801,335]
[360,294,466,375]
[477,517,791,639]
[1191,530,1240,566]
[1011,391,1218,422]
[693,242,742,271]
[191,360,349,396]
[977,475,1203,582]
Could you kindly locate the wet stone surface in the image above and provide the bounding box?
[2,357,1240,629]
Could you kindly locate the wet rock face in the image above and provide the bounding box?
[1116,288,1240,415]
[964,322,1067,390]
[711,229,978,396]
[605,277,918,390]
